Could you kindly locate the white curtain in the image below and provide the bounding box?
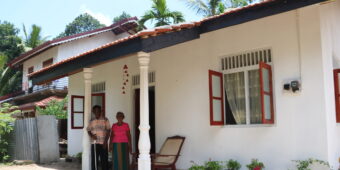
[249,70,262,124]
[224,72,246,124]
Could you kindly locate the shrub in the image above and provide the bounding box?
[246,159,265,170]
[293,158,330,170]
[226,159,241,170]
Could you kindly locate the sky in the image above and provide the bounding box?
[0,0,202,39]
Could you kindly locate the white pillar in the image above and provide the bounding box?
[137,52,151,170]
[82,68,92,170]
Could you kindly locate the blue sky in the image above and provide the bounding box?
[0,0,202,39]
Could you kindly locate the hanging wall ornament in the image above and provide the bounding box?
[122,64,129,94]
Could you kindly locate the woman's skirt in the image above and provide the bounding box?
[112,143,130,170]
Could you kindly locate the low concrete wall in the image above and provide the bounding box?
[37,115,59,163]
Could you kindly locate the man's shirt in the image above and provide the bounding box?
[87,117,110,144]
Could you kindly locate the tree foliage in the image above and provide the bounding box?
[22,24,49,50]
[184,0,250,17]
[113,12,132,23]
[36,98,67,119]
[56,13,105,38]
[0,103,20,162]
[139,0,185,28]
[0,21,24,96]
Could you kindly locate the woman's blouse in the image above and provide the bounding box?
[111,122,130,143]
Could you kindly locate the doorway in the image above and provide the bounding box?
[134,87,156,153]
[91,93,105,118]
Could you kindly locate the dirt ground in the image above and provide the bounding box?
[0,159,81,170]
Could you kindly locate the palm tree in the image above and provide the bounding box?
[22,24,49,50]
[139,0,185,28]
[0,53,21,96]
[184,0,249,17]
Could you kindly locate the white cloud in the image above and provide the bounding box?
[79,4,112,26]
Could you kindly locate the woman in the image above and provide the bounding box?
[109,112,132,170]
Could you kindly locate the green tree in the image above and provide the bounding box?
[113,12,132,23]
[184,0,249,17]
[0,21,24,61]
[56,13,105,38]
[139,0,185,28]
[22,24,49,50]
[0,21,24,95]
[36,98,67,119]
[0,53,22,96]
[0,103,20,162]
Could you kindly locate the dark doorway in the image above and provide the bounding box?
[134,87,156,153]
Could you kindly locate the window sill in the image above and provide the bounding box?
[222,124,275,128]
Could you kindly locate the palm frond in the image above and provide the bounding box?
[183,0,210,16]
[0,53,8,69]
[139,10,157,28]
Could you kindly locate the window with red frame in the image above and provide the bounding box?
[71,95,84,129]
[209,62,274,125]
[209,70,225,125]
[28,66,34,74]
[334,69,340,122]
[42,58,53,68]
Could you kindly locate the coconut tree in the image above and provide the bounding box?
[0,53,21,96]
[22,24,49,50]
[139,0,185,28]
[184,0,249,17]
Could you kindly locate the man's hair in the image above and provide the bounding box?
[92,105,101,110]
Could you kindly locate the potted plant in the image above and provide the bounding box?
[246,159,265,170]
[226,159,241,170]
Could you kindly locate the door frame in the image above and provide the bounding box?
[92,93,106,116]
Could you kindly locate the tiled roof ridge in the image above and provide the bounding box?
[29,0,276,78]
[8,17,139,67]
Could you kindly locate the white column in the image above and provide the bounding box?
[82,68,92,170]
[137,52,151,170]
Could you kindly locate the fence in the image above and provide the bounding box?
[10,116,59,163]
[12,118,39,162]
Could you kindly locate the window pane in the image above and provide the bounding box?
[224,72,246,124]
[263,68,270,92]
[73,113,83,127]
[212,75,221,97]
[73,98,84,112]
[249,70,262,124]
[264,94,271,120]
[213,99,222,122]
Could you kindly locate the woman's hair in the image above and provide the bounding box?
[116,111,125,118]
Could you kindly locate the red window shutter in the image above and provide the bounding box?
[334,69,340,123]
[259,62,274,124]
[209,70,225,125]
[43,58,53,68]
[71,95,84,129]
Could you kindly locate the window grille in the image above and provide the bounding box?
[221,49,272,70]
[132,71,156,86]
[92,82,105,93]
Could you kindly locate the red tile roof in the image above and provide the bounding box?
[29,0,277,78]
[18,96,64,110]
[9,17,139,67]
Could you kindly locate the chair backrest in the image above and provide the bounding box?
[154,136,185,165]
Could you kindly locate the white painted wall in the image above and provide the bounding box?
[67,3,340,169]
[22,31,130,91]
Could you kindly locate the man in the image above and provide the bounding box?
[87,105,110,170]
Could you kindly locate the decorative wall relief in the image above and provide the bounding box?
[122,64,129,94]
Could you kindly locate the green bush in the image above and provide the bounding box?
[226,159,241,170]
[293,158,330,170]
[0,103,20,162]
[36,97,67,119]
[246,159,265,170]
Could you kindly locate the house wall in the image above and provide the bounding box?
[22,31,130,91]
[319,0,340,167]
[67,3,340,169]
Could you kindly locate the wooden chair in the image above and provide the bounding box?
[131,136,185,170]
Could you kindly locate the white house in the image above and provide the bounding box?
[29,0,340,169]
[3,17,138,117]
